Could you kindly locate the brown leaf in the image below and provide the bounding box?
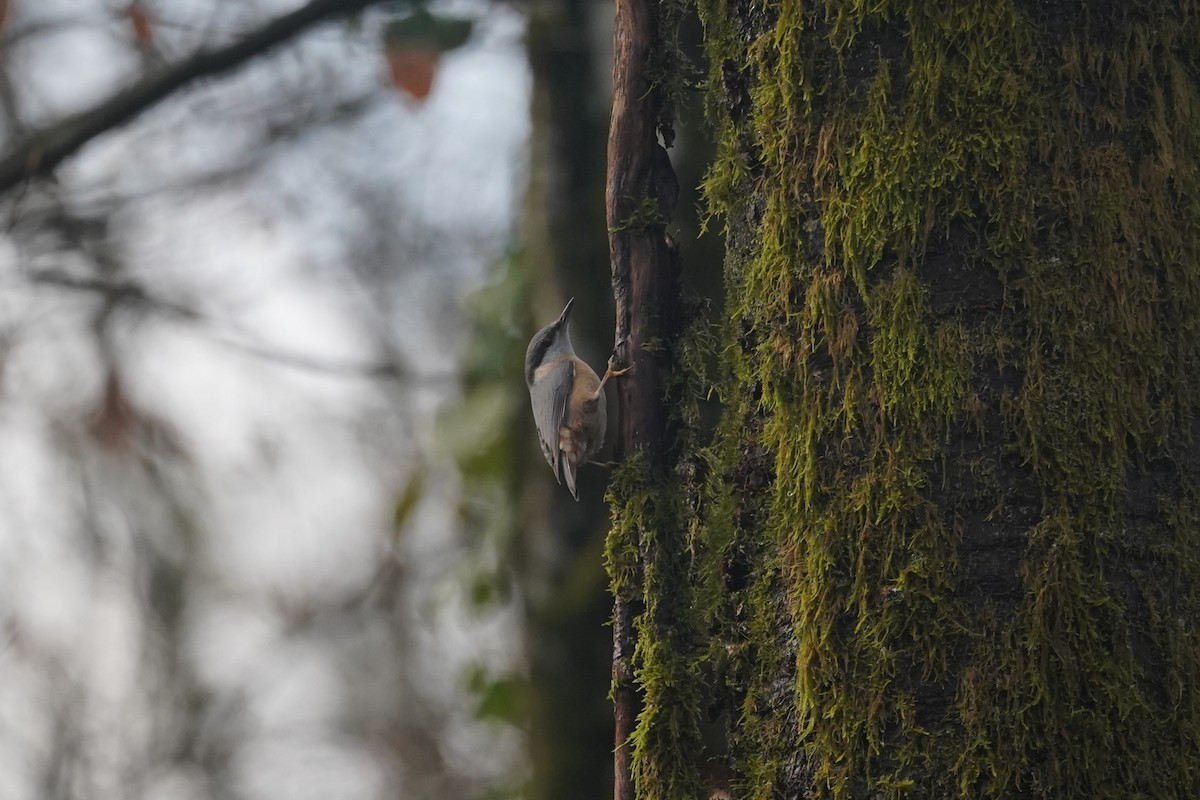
[385,47,439,102]
[87,370,137,450]
[126,2,153,46]
[86,369,185,457]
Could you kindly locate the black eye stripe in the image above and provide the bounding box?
[525,329,555,385]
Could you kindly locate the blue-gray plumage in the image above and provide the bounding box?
[525,298,627,499]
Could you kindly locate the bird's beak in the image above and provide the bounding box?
[556,297,575,327]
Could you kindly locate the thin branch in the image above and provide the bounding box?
[203,331,455,383]
[3,91,381,231]
[27,269,456,383]
[0,0,389,196]
[29,268,200,319]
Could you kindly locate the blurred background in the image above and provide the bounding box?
[0,1,717,798]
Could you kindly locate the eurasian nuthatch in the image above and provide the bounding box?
[525,298,629,500]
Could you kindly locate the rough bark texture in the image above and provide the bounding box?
[604,1,689,799]
[696,0,1200,797]
[618,1,1200,798]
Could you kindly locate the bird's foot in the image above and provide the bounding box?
[594,355,634,396]
[606,355,633,378]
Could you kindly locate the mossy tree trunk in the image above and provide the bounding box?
[610,1,1200,798]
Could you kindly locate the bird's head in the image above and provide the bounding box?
[524,298,575,386]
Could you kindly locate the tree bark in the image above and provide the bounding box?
[674,1,1200,797]
[605,0,679,798]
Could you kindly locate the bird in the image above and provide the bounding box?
[525,298,629,500]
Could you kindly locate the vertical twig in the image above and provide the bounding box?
[606,0,679,796]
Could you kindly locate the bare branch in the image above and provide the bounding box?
[0,0,389,195]
[30,268,199,319]
[202,332,455,383]
[30,268,457,384]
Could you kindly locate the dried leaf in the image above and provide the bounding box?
[86,369,183,456]
[126,3,153,46]
[87,370,137,450]
[386,47,439,101]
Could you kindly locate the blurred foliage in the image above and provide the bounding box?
[383,7,473,52]
[1,1,528,798]
[468,665,527,724]
[435,249,536,800]
[441,246,531,562]
[377,3,474,100]
[392,467,426,531]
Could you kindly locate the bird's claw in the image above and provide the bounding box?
[607,354,633,378]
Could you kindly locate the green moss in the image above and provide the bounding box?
[606,456,705,800]
[609,196,673,233]
[614,0,1200,796]
[605,306,723,800]
[691,0,1200,798]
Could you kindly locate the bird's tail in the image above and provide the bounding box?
[561,451,579,501]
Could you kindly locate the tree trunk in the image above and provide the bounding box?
[604,0,686,794]
[623,1,1200,797]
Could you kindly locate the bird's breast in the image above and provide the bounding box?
[561,356,606,462]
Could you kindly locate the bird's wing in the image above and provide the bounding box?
[531,359,574,482]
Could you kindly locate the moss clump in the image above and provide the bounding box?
[605,298,722,800]
[607,454,705,800]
